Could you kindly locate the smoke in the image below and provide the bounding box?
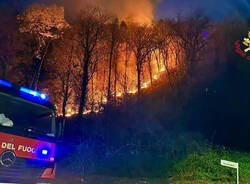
[59,0,161,23]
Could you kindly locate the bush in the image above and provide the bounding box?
[171,147,250,183]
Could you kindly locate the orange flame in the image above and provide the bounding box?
[57,45,182,117]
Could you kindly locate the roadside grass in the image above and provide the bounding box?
[169,147,250,184]
[57,142,249,184]
[85,175,168,184]
[55,174,168,184]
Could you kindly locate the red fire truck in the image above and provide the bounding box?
[0,79,57,184]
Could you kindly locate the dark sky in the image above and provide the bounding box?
[156,0,250,19]
[1,0,250,20]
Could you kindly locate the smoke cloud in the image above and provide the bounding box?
[59,0,161,23]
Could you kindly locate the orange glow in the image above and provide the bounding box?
[56,44,183,117]
[142,82,150,89]
[83,110,91,115]
[159,67,165,72]
[117,92,122,97]
[128,89,137,94]
[103,98,108,104]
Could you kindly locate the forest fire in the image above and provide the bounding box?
[1,3,187,118]
[61,52,177,117]
[1,1,250,184]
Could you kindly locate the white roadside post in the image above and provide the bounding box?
[221,160,239,184]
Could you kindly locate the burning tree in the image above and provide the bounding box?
[120,21,133,95]
[127,24,157,96]
[106,18,121,103]
[17,3,69,89]
[13,4,184,117]
[48,30,81,137]
[155,20,185,88]
[74,7,109,116]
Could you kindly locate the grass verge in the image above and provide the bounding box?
[169,147,250,184]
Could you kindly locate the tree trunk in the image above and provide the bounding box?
[147,60,153,86]
[107,43,114,102]
[124,59,128,94]
[154,50,160,73]
[91,74,94,112]
[101,63,106,103]
[137,62,142,97]
[114,52,118,101]
[78,54,90,117]
[62,96,67,117]
[123,45,130,94]
[31,40,51,90]
[61,70,70,138]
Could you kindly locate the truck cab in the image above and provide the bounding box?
[0,79,57,184]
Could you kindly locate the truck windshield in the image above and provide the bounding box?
[0,92,56,139]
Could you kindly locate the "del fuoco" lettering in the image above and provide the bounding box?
[1,142,36,153]
[1,142,15,150]
[18,145,36,153]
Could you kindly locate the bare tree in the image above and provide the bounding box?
[128,24,157,96]
[48,30,80,137]
[155,20,179,87]
[18,3,68,90]
[174,12,211,75]
[75,7,108,117]
[120,21,132,95]
[106,18,120,102]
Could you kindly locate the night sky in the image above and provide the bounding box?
[156,0,250,19]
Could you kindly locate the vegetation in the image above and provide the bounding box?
[171,148,250,184]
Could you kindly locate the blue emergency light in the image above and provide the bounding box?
[0,79,49,102]
[42,149,48,155]
[203,32,208,37]
[20,87,49,101]
[37,147,51,159]
[0,79,12,88]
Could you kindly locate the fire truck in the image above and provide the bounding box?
[0,79,57,184]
